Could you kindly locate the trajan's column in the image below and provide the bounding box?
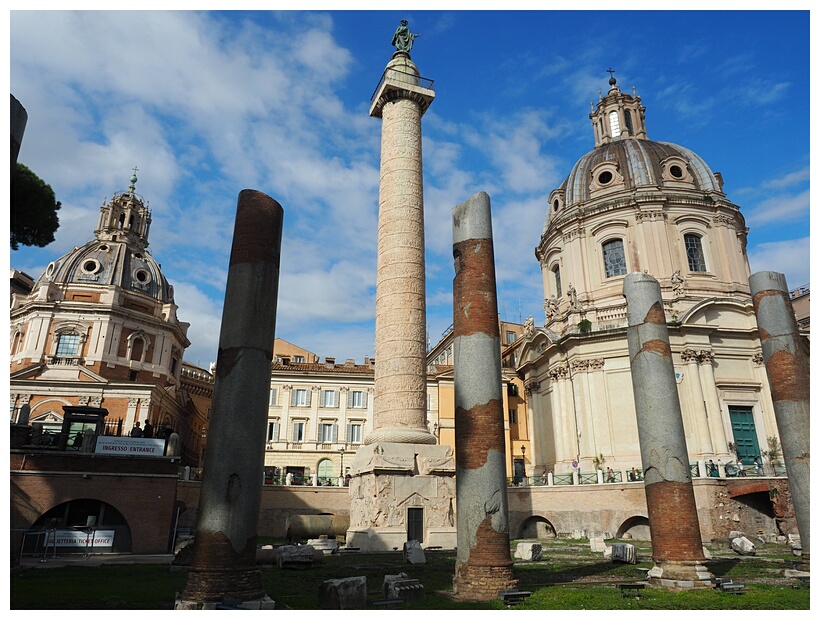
[346,21,457,552]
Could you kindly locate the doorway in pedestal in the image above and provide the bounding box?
[407,507,424,543]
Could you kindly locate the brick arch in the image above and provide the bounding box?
[517,515,557,539]
[615,515,651,541]
[21,497,133,555]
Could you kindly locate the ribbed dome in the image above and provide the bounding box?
[33,174,175,305]
[561,139,722,207]
[37,239,175,304]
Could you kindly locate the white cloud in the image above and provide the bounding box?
[745,190,810,226]
[763,167,810,189]
[747,237,810,291]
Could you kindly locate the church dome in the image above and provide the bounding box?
[560,139,723,207]
[34,172,175,306]
[543,77,725,231]
[37,238,175,305]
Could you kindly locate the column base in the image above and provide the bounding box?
[647,561,714,590]
[347,443,456,552]
[453,563,518,601]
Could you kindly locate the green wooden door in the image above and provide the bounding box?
[729,406,761,462]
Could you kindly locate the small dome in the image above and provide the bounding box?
[561,139,722,207]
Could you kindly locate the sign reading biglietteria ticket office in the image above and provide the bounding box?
[50,530,116,548]
[95,436,166,456]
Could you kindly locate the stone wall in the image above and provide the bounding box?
[175,477,794,544]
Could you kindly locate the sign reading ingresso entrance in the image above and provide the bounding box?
[95,436,166,456]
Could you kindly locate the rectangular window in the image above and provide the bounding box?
[269,388,278,406]
[509,409,518,424]
[506,331,516,344]
[56,333,80,357]
[292,421,305,443]
[293,355,306,363]
[347,423,362,444]
[267,420,280,442]
[348,390,367,408]
[321,390,339,408]
[318,422,337,443]
[291,388,310,407]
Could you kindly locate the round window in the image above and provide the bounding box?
[82,259,99,273]
[45,262,56,277]
[670,165,684,178]
[99,244,109,252]
[135,269,151,284]
[598,170,613,185]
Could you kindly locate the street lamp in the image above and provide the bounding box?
[338,448,345,478]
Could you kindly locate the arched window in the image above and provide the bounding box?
[684,233,707,272]
[602,239,627,278]
[130,336,145,361]
[317,458,335,483]
[551,264,562,298]
[609,111,621,137]
[11,330,23,355]
[624,110,634,135]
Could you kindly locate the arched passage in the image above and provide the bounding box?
[21,498,132,556]
[616,516,651,541]
[518,515,557,539]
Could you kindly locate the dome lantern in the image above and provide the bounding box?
[590,70,647,147]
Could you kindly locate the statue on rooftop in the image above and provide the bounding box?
[392,20,420,52]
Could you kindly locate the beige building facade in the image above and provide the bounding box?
[518,77,780,480]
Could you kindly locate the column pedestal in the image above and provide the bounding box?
[346,442,456,552]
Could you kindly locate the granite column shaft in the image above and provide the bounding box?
[749,271,810,572]
[179,190,283,605]
[452,191,517,600]
[623,272,712,588]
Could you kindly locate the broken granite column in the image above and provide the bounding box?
[452,192,517,600]
[749,271,810,573]
[176,190,283,609]
[623,272,713,589]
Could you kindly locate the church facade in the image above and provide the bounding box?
[518,77,779,479]
[9,173,209,467]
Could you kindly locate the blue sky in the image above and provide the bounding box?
[7,8,812,369]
